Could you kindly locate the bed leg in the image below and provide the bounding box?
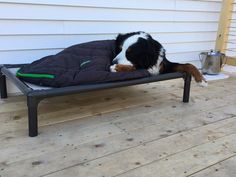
[27,96,41,137]
[183,73,191,103]
[0,72,7,99]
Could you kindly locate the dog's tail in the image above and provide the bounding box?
[170,63,207,87]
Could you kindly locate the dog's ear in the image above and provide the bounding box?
[150,38,163,52]
[115,32,142,54]
[115,33,126,54]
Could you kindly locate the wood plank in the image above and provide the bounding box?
[1,95,236,176]
[114,133,236,177]
[189,155,236,177]
[113,101,236,132]
[34,118,236,177]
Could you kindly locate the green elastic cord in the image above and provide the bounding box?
[80,60,91,68]
[16,70,55,79]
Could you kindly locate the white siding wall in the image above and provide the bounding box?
[0,0,222,93]
[226,0,236,58]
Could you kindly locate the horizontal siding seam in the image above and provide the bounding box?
[0,19,220,23]
[0,31,218,37]
[0,1,222,12]
[0,32,219,36]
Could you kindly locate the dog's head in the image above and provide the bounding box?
[113,31,164,69]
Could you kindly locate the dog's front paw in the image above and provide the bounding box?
[110,64,117,72]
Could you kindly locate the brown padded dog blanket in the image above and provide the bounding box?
[17,40,150,87]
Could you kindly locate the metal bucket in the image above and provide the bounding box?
[199,50,225,75]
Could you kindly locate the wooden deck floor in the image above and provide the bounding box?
[1,73,236,177]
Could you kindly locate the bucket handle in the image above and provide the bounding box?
[220,53,227,69]
[199,52,207,71]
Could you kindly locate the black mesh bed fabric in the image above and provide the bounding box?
[16,40,150,87]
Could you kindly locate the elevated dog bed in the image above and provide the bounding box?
[0,40,192,137]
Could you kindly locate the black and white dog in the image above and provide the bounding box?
[110,31,207,86]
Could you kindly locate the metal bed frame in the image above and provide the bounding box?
[0,64,191,137]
